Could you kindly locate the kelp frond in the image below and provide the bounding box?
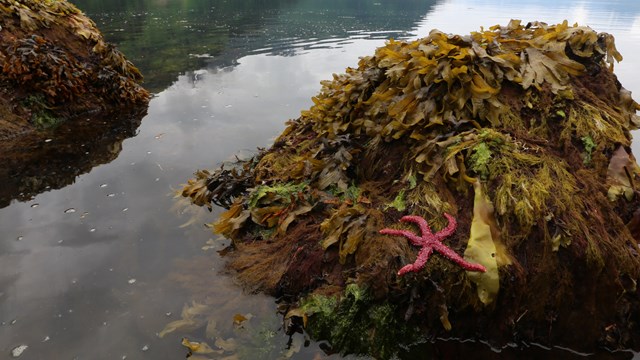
[464,181,512,305]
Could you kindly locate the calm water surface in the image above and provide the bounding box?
[2,0,640,359]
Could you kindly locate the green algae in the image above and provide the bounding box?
[300,284,418,359]
[248,182,308,209]
[384,189,407,212]
[468,142,492,180]
[23,94,64,129]
[581,135,597,165]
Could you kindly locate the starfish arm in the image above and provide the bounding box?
[400,215,433,237]
[413,245,434,270]
[432,242,486,272]
[379,228,423,245]
[398,246,434,275]
[397,263,417,276]
[435,213,457,241]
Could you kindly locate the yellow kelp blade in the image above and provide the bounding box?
[606,146,640,201]
[213,202,250,238]
[159,318,199,338]
[464,181,511,305]
[181,337,219,355]
[159,301,210,337]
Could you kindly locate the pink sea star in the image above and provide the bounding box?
[379,213,486,276]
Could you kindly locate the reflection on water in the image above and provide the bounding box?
[74,0,435,92]
[0,109,146,209]
[2,0,640,358]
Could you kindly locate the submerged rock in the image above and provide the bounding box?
[182,20,640,357]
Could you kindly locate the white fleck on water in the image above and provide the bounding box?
[128,278,136,284]
[64,208,76,214]
[11,344,28,357]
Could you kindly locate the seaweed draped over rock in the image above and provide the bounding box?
[182,20,640,357]
[0,0,149,139]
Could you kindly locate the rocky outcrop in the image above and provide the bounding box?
[0,0,149,207]
[181,21,640,358]
[0,0,149,139]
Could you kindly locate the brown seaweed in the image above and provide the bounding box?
[182,20,640,357]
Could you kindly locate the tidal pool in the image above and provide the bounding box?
[1,0,640,358]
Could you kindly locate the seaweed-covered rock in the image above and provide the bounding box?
[0,0,150,208]
[182,20,640,357]
[0,0,149,139]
